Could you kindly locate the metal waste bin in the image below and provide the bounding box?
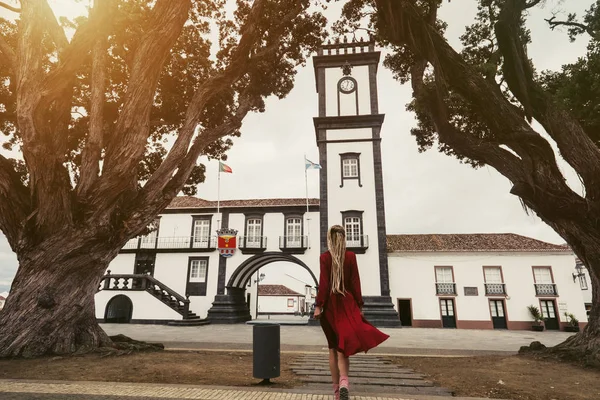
[253,323,280,381]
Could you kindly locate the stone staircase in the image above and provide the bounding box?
[290,353,453,397]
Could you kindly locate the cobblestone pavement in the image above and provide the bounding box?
[100,324,573,354]
[0,380,494,400]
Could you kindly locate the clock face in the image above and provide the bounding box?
[339,78,356,94]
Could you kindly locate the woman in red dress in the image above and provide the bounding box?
[313,225,389,400]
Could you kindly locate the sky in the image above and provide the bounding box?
[0,0,593,293]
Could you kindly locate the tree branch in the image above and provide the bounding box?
[496,0,600,202]
[124,95,254,239]
[93,0,191,207]
[141,0,303,198]
[0,155,30,248]
[376,0,583,215]
[545,16,595,37]
[40,0,68,55]
[77,1,115,198]
[0,1,20,13]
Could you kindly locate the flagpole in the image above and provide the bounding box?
[304,155,311,249]
[217,162,221,227]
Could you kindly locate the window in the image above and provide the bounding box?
[435,266,456,295]
[140,218,160,248]
[246,217,263,248]
[342,158,359,178]
[189,259,208,283]
[192,217,211,248]
[340,153,362,187]
[533,267,553,283]
[287,299,294,308]
[285,217,302,247]
[435,267,453,283]
[533,267,557,296]
[483,266,506,295]
[483,267,502,283]
[344,217,361,246]
[579,274,588,290]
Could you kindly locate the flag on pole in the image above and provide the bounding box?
[305,158,321,170]
[219,161,233,173]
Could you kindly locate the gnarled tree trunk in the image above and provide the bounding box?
[0,232,117,358]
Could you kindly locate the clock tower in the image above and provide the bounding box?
[313,37,400,327]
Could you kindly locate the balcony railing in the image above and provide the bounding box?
[346,235,369,250]
[238,236,268,250]
[122,236,217,251]
[279,236,309,250]
[485,283,506,295]
[535,283,558,296]
[436,282,457,295]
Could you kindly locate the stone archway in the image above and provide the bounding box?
[207,252,318,324]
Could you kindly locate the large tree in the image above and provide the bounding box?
[0,0,325,358]
[338,0,600,365]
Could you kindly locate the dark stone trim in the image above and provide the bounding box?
[121,248,215,254]
[337,76,359,116]
[317,66,326,117]
[186,256,209,296]
[317,138,381,144]
[372,126,390,297]
[161,205,319,215]
[313,52,381,88]
[339,152,362,188]
[313,114,384,138]
[190,215,212,249]
[217,212,230,295]
[368,63,379,114]
[318,129,328,254]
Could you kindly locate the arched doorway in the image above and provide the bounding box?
[104,294,133,323]
[207,252,318,324]
[227,252,318,289]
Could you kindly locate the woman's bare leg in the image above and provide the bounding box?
[337,351,350,399]
[328,349,340,399]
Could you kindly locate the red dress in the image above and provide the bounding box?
[315,250,389,357]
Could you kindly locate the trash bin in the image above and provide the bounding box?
[253,323,280,382]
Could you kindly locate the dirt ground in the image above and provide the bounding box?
[0,350,299,388]
[394,355,600,400]
[1,350,599,399]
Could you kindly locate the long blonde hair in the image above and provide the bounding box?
[327,225,346,295]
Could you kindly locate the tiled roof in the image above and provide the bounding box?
[258,284,304,296]
[168,196,319,209]
[387,233,571,253]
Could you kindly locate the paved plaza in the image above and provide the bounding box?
[101,323,574,355]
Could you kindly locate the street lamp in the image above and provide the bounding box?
[573,263,585,282]
[255,272,265,319]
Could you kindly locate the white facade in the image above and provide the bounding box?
[94,39,589,331]
[389,251,586,329]
[96,203,321,322]
[258,295,304,315]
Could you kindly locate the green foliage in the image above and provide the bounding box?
[528,305,544,324]
[564,312,579,326]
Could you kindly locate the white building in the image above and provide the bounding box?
[95,38,588,330]
[257,284,306,316]
[575,258,593,320]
